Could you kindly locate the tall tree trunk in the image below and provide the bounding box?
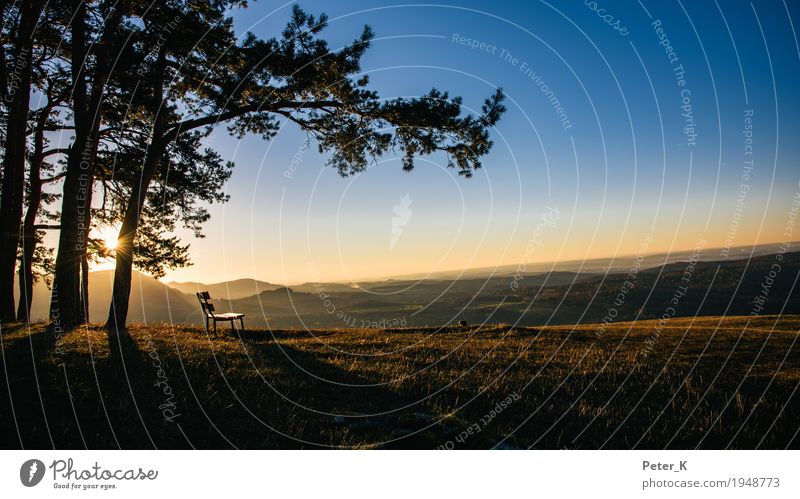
[0,0,43,322]
[16,170,42,324]
[51,135,93,328]
[50,0,89,329]
[106,45,169,333]
[50,0,121,328]
[106,143,165,332]
[52,126,102,327]
[16,99,51,323]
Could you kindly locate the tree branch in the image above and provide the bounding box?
[42,148,69,158]
[164,100,343,140]
[41,171,67,183]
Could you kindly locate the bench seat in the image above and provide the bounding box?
[196,292,245,333]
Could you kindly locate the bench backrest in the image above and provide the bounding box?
[196,291,215,318]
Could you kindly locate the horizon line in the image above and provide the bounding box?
[153,238,798,287]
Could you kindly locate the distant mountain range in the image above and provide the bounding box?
[371,240,795,281]
[166,278,282,300]
[19,241,799,328]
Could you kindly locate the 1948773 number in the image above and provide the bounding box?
[735,477,780,488]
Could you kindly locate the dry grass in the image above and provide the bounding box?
[1,315,798,449]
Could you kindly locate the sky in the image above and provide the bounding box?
[142,0,800,285]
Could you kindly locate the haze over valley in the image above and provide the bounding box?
[21,242,798,329]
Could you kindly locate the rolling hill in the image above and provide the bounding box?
[19,270,198,324]
[16,249,800,329]
[165,278,282,300]
[178,252,800,329]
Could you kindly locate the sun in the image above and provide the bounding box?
[105,236,118,250]
[95,227,119,252]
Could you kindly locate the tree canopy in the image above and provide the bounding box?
[0,1,506,331]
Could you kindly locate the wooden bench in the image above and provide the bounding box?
[196,291,245,333]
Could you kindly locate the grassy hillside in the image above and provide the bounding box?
[1,315,797,449]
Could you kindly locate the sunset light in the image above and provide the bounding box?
[1,0,798,485]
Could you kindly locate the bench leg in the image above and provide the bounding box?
[213,319,217,334]
[239,317,245,332]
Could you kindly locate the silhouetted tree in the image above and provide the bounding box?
[17,76,69,322]
[50,0,133,328]
[0,1,504,331]
[94,128,232,282]
[0,0,45,322]
[104,3,505,331]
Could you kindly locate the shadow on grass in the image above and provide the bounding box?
[2,324,188,449]
[238,339,468,449]
[0,323,59,448]
[3,322,797,449]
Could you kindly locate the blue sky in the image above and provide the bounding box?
[157,0,800,284]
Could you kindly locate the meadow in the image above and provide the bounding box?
[1,315,798,449]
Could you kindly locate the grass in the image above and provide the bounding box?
[1,315,798,449]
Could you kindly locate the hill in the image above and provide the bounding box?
[17,250,800,329]
[506,251,800,325]
[370,240,797,281]
[192,252,800,329]
[89,270,198,323]
[165,278,282,300]
[2,315,797,449]
[18,270,198,324]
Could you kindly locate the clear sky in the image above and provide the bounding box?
[152,0,800,285]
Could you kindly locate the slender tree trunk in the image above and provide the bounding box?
[16,185,41,324]
[51,136,92,328]
[106,46,169,333]
[16,101,51,323]
[80,252,90,321]
[79,148,96,323]
[0,0,43,322]
[51,0,121,328]
[50,0,88,328]
[52,122,102,328]
[106,144,165,332]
